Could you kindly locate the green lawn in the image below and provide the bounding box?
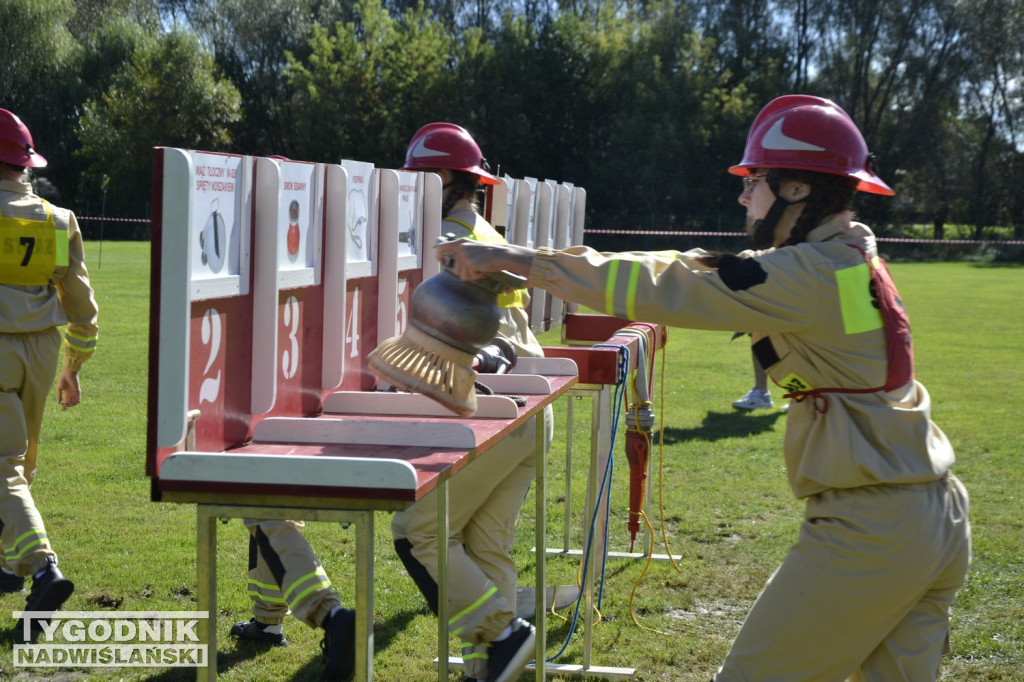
[2,243,1021,681]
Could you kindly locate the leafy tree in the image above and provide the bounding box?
[176,0,351,156]
[0,0,79,188]
[809,0,966,218]
[76,29,242,207]
[464,1,752,234]
[284,0,453,165]
[0,0,77,114]
[2,0,1021,246]
[69,0,161,35]
[958,0,1024,238]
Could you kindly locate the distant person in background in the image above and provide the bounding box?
[436,95,971,682]
[733,215,778,409]
[0,108,99,642]
[731,186,779,411]
[731,341,774,410]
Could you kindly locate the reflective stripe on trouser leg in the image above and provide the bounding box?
[462,642,490,680]
[395,536,493,680]
[390,414,545,645]
[0,331,60,577]
[245,531,287,624]
[243,519,340,628]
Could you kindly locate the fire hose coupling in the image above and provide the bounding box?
[473,337,517,374]
[625,402,655,432]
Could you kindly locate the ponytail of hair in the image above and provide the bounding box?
[442,171,481,217]
[779,171,858,246]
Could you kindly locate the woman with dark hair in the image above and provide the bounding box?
[436,96,971,682]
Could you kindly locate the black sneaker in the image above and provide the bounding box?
[0,570,26,595]
[320,608,356,681]
[19,557,74,643]
[229,618,288,646]
[487,618,535,682]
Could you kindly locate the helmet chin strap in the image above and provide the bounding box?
[751,172,806,248]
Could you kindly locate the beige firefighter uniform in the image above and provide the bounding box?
[526,214,970,681]
[391,200,552,678]
[241,519,341,629]
[0,177,98,577]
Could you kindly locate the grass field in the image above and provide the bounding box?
[2,242,1022,681]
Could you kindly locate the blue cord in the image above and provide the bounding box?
[546,343,629,663]
[592,343,629,610]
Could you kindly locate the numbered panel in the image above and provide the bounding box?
[148,150,349,473]
[276,158,321,288]
[375,169,427,347]
[338,278,382,393]
[186,298,256,454]
[189,151,251,300]
[341,159,375,277]
[147,146,588,480]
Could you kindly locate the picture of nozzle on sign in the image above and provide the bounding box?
[347,187,367,260]
[200,198,226,273]
[398,200,416,257]
[190,151,244,286]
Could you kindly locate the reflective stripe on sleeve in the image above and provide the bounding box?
[64,329,97,354]
[603,257,643,320]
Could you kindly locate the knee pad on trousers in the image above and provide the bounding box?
[394,538,438,615]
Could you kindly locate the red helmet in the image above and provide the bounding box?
[729,95,893,196]
[0,108,47,168]
[403,122,499,185]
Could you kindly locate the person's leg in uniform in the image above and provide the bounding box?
[392,413,547,680]
[714,478,971,682]
[392,449,521,640]
[458,407,550,680]
[0,330,73,641]
[232,520,292,645]
[850,475,971,681]
[0,331,61,575]
[463,407,550,606]
[232,519,356,680]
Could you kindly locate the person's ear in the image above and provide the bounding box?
[789,181,811,202]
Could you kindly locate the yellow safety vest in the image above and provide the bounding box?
[0,200,68,285]
[444,217,525,309]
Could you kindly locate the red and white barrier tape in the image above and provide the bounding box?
[70,220,1024,246]
[583,229,1024,246]
[77,216,151,223]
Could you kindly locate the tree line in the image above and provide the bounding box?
[2,0,1022,243]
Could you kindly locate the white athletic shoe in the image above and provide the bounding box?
[732,389,773,410]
